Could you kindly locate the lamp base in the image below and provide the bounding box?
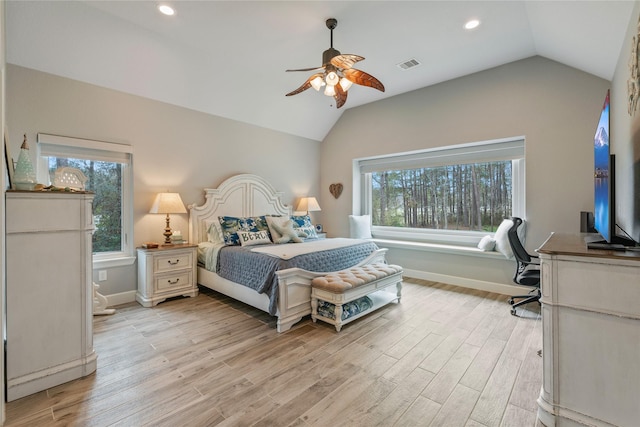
[163,214,173,244]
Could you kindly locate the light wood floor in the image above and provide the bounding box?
[5,278,542,427]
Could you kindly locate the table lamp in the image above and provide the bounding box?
[296,196,321,215]
[149,192,187,244]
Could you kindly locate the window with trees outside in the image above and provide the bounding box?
[355,138,525,245]
[37,134,134,265]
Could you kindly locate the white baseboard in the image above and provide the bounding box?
[106,290,137,307]
[402,268,531,296]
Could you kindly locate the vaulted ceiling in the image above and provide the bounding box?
[5,1,635,141]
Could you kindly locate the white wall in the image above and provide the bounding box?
[320,56,610,286]
[6,65,320,295]
[611,2,640,242]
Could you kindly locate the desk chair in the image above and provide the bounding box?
[507,217,541,316]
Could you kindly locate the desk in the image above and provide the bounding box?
[537,233,640,427]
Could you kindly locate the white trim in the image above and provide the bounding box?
[105,290,137,307]
[93,256,136,269]
[38,133,132,154]
[356,136,525,172]
[403,269,530,296]
[372,238,507,259]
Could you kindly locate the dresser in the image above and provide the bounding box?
[5,191,97,401]
[537,233,640,427]
[136,244,198,307]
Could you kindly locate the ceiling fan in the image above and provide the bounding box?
[285,18,385,109]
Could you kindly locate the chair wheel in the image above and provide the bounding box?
[510,308,517,316]
[508,298,514,305]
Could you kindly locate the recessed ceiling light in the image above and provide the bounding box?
[464,19,480,30]
[158,5,175,16]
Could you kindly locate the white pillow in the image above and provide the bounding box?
[477,235,496,251]
[205,220,224,244]
[349,215,372,239]
[237,230,271,247]
[494,219,514,258]
[266,216,289,241]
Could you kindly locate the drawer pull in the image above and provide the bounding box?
[167,259,180,265]
[167,278,180,285]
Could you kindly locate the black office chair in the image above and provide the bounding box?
[506,217,541,316]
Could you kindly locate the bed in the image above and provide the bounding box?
[188,174,389,332]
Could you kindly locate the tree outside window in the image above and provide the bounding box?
[48,157,123,253]
[371,161,512,233]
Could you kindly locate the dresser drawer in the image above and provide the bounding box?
[154,251,194,273]
[154,270,193,292]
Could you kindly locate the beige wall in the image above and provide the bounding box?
[321,56,610,284]
[6,65,320,295]
[611,2,640,241]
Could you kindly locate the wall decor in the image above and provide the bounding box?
[329,182,343,199]
[628,15,640,116]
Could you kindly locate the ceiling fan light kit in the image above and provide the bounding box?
[285,18,385,108]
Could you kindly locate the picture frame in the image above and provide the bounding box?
[315,224,323,233]
[4,129,15,190]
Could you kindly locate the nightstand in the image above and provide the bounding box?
[136,243,198,307]
[316,232,327,239]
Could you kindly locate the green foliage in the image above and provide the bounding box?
[50,158,122,253]
[372,161,512,232]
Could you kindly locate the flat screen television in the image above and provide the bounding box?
[593,90,614,243]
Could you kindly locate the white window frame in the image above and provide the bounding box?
[37,133,135,268]
[353,137,526,246]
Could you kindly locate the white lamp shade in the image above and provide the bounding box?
[296,197,321,213]
[339,77,353,91]
[149,192,187,214]
[310,76,324,91]
[324,84,336,97]
[325,71,339,86]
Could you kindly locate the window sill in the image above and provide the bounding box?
[371,238,509,260]
[93,256,136,269]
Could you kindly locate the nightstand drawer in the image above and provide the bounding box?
[154,251,194,273]
[155,270,193,292]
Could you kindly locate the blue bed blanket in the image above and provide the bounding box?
[216,239,379,315]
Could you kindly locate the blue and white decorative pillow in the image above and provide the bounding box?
[291,215,318,238]
[218,215,270,246]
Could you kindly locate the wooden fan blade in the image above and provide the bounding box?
[334,83,348,109]
[285,73,323,97]
[331,54,365,70]
[344,68,385,92]
[286,66,324,72]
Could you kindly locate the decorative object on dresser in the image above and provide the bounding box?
[315,223,323,233]
[149,192,188,244]
[329,182,343,199]
[296,196,321,215]
[136,243,198,307]
[5,191,97,401]
[53,166,88,191]
[13,134,37,190]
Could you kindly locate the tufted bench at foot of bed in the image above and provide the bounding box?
[310,263,403,332]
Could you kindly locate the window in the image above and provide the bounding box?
[354,138,525,245]
[37,134,134,266]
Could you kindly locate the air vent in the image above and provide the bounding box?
[397,58,421,70]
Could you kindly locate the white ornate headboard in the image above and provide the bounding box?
[189,174,292,244]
